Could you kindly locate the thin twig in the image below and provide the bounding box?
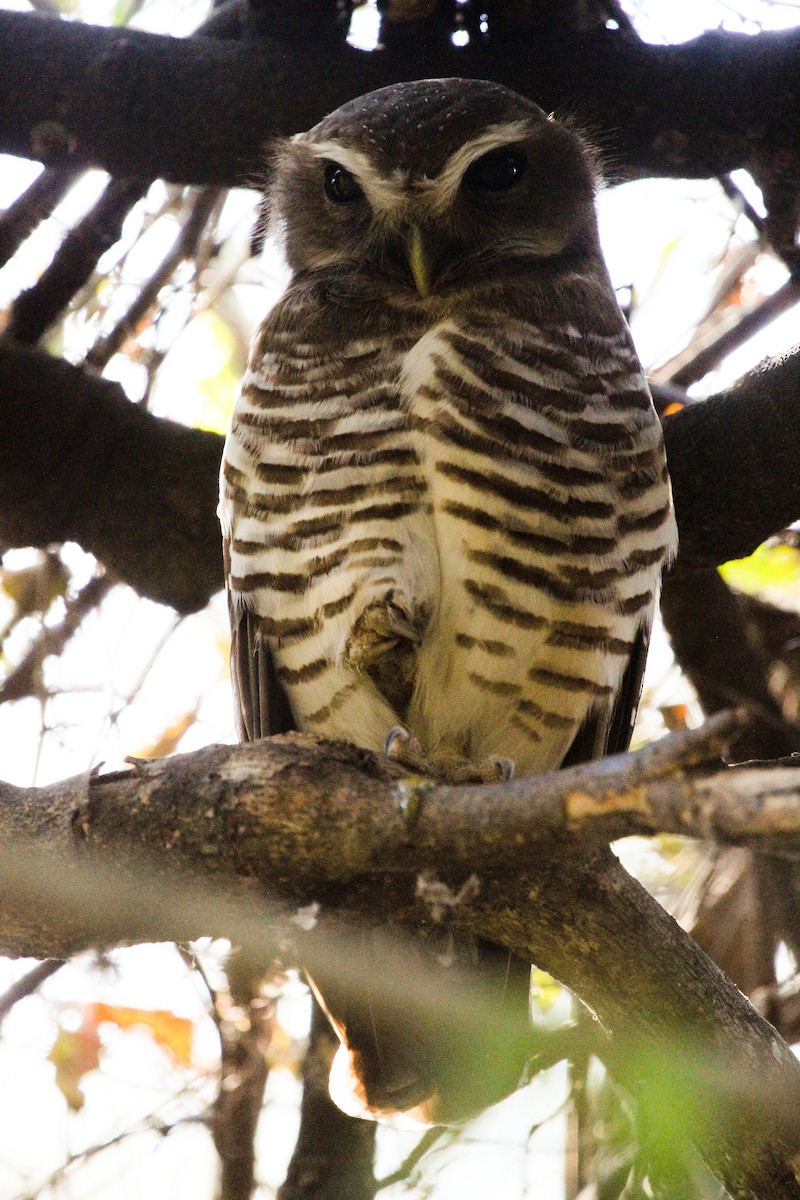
[85,185,223,371]
[0,166,83,269]
[0,958,65,1024]
[0,573,114,705]
[375,1128,447,1189]
[10,1111,208,1200]
[6,178,149,344]
[664,276,800,389]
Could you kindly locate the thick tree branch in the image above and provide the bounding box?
[0,338,223,613]
[2,717,800,1195]
[662,348,800,572]
[1,11,799,210]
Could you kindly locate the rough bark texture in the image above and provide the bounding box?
[0,338,224,612]
[1,11,799,233]
[2,720,800,1194]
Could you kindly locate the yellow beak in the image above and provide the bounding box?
[407,225,431,298]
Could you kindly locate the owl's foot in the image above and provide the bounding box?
[383,725,436,777]
[457,755,514,784]
[432,754,515,785]
[384,730,515,785]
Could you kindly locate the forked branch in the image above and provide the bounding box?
[1,713,800,1193]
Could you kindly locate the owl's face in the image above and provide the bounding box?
[267,79,600,299]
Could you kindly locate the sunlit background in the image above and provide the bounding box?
[2,0,800,1196]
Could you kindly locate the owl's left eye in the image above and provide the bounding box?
[324,164,364,204]
[463,149,527,193]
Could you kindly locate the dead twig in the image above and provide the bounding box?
[0,957,65,1024]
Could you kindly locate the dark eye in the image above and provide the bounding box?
[324,163,363,204]
[463,149,527,193]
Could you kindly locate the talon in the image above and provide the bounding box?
[434,754,517,785]
[396,777,431,830]
[492,757,515,782]
[384,725,435,776]
[384,724,413,757]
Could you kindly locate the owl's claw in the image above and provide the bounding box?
[491,756,515,782]
[383,725,436,777]
[440,755,515,784]
[384,729,515,785]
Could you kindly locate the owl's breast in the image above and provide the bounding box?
[222,307,445,751]
[399,304,677,774]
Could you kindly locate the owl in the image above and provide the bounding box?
[220,77,677,1116]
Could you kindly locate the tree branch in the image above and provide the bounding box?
[0,957,65,1024]
[660,568,800,760]
[0,337,223,613]
[1,10,799,204]
[0,571,113,704]
[662,347,800,572]
[85,185,223,371]
[2,717,800,1195]
[0,165,83,269]
[6,178,149,344]
[278,999,377,1200]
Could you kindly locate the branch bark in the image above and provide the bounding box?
[0,165,83,269]
[663,348,800,571]
[1,10,799,210]
[2,716,800,1195]
[0,338,224,613]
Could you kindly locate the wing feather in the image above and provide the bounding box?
[227,588,296,742]
[561,620,650,767]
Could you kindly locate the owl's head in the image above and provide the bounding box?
[268,78,601,298]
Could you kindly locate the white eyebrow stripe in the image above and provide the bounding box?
[422,119,533,214]
[302,139,407,211]
[299,117,536,217]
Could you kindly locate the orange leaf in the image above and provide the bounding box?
[92,1003,195,1066]
[133,705,200,760]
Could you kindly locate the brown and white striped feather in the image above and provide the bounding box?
[220,271,676,776]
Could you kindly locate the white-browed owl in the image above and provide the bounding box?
[220,77,677,1116]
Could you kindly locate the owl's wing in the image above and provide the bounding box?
[227,587,295,742]
[561,621,650,767]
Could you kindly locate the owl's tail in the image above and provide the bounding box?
[308,929,535,1125]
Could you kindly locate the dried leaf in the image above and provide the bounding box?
[134,705,200,760]
[93,1002,195,1065]
[48,1017,102,1110]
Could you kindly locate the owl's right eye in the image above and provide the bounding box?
[324,164,364,204]
[463,148,527,193]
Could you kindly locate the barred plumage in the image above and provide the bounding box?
[222,284,674,775]
[219,77,677,1117]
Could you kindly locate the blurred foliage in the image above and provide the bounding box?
[720,542,800,602]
